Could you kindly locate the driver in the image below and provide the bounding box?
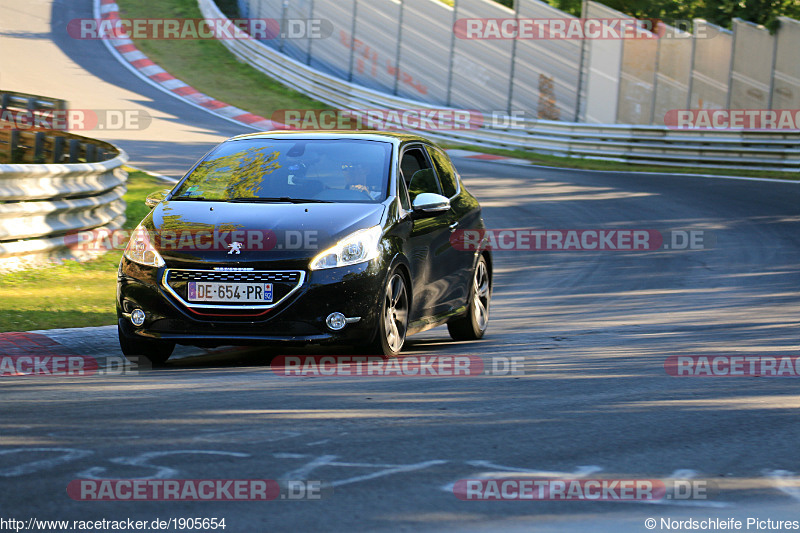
[341,160,381,199]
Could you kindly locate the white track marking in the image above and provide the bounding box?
[273,453,309,459]
[441,462,603,492]
[765,470,800,502]
[0,448,93,477]
[75,450,249,480]
[279,454,446,487]
[668,469,699,479]
[280,455,338,480]
[330,460,446,488]
[192,429,300,443]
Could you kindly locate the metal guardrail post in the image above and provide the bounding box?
[9,131,19,163]
[445,0,459,107]
[726,19,738,109]
[347,0,359,82]
[279,0,288,53]
[34,132,45,162]
[767,19,780,110]
[649,26,662,125]
[574,0,589,122]
[69,139,81,162]
[53,136,65,163]
[506,0,520,115]
[686,20,698,108]
[392,0,405,96]
[306,0,315,65]
[85,144,97,162]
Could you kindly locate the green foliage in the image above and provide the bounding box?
[177,147,282,200]
[541,0,800,30]
[214,0,240,19]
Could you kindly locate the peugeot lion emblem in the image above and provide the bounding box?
[227,242,243,255]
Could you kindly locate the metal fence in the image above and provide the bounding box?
[237,0,800,128]
[0,91,129,271]
[203,0,800,171]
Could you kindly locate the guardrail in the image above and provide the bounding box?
[1,90,65,114]
[0,128,120,165]
[0,92,129,271]
[198,0,800,172]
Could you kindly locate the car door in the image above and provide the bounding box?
[425,144,478,312]
[400,143,462,319]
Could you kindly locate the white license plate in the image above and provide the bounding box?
[187,282,273,303]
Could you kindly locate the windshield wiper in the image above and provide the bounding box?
[228,197,332,204]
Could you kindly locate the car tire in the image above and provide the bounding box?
[362,267,409,358]
[118,324,175,367]
[448,255,490,341]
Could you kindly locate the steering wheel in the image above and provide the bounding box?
[347,185,374,200]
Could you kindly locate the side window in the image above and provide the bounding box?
[397,173,411,211]
[400,147,425,183]
[400,146,440,204]
[426,146,459,198]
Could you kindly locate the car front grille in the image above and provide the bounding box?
[162,269,305,309]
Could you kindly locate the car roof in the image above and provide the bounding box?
[227,130,433,146]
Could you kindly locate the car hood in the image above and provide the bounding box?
[146,200,386,264]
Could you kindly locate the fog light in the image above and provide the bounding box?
[326,312,347,331]
[130,309,146,327]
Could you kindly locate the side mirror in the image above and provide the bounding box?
[145,188,171,209]
[411,193,450,217]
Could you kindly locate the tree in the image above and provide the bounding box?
[533,0,800,31]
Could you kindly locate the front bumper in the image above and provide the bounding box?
[117,257,385,347]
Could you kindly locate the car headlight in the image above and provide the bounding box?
[123,224,165,268]
[310,225,382,270]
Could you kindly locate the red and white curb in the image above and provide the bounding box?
[95,0,277,131]
[0,326,236,372]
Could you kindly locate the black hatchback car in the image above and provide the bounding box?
[117,131,492,363]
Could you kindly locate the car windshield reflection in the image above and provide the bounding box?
[172,138,392,204]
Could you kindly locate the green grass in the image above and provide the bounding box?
[116,0,327,119]
[0,171,168,332]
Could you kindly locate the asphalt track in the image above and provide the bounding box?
[1,1,800,532]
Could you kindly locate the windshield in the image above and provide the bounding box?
[172,138,392,203]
